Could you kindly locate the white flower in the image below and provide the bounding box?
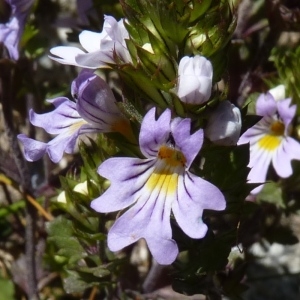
[49,15,131,69]
[205,101,242,146]
[177,55,213,104]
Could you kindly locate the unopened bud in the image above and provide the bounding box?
[205,101,242,146]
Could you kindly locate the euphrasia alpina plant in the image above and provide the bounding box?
[13,0,300,298]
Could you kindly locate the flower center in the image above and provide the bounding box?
[270,121,285,136]
[146,146,186,195]
[257,121,285,151]
[157,145,186,167]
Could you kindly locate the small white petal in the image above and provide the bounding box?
[79,30,107,52]
[49,46,85,66]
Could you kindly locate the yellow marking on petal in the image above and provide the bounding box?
[68,120,88,133]
[146,171,179,195]
[258,135,282,151]
[258,120,285,151]
[146,145,185,195]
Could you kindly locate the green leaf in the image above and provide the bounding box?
[47,216,86,264]
[63,271,98,294]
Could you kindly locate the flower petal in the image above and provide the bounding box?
[139,108,171,158]
[247,145,273,194]
[91,158,155,212]
[256,93,277,117]
[277,98,296,128]
[171,118,203,168]
[75,50,114,68]
[75,72,122,126]
[29,97,83,135]
[49,46,86,67]
[172,172,225,238]
[79,30,104,52]
[17,134,47,161]
[107,182,178,265]
[272,137,300,178]
[272,142,293,178]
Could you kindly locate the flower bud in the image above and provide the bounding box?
[177,55,213,105]
[205,101,242,146]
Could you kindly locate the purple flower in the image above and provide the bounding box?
[18,71,131,163]
[49,15,131,69]
[0,0,34,60]
[238,92,300,194]
[91,108,225,265]
[177,55,213,104]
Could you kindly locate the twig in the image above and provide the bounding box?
[25,193,54,222]
[88,286,98,300]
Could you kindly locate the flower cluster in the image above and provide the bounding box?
[17,9,247,265]
[23,5,300,268]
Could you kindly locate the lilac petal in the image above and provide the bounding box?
[91,157,155,212]
[74,72,123,128]
[277,98,296,128]
[107,185,178,265]
[247,145,273,194]
[172,172,225,238]
[17,134,47,161]
[42,123,97,163]
[18,122,97,163]
[0,18,19,60]
[238,126,265,146]
[272,142,293,178]
[104,16,129,44]
[171,118,203,168]
[256,93,277,117]
[285,137,300,161]
[139,108,171,158]
[49,46,86,67]
[41,126,81,163]
[75,50,114,68]
[71,70,95,96]
[273,137,300,178]
[29,97,83,135]
[79,30,104,52]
